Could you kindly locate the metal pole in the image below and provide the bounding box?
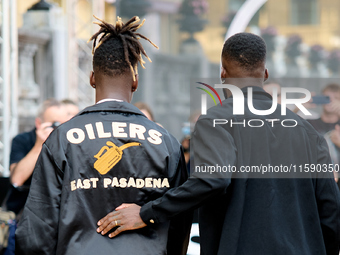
[10,0,18,140]
[66,0,79,101]
[2,0,11,176]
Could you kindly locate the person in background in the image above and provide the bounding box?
[309,85,340,184]
[308,83,340,135]
[6,99,69,215]
[181,110,200,169]
[180,135,190,165]
[61,99,80,121]
[134,102,154,121]
[134,101,164,128]
[324,126,340,183]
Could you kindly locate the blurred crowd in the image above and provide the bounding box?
[263,82,340,185]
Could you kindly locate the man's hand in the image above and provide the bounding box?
[331,124,340,148]
[36,122,54,146]
[97,203,147,238]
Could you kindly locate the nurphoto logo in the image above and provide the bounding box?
[196,82,312,128]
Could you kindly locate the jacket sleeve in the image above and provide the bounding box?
[15,143,63,255]
[315,136,340,255]
[166,147,193,255]
[140,118,236,224]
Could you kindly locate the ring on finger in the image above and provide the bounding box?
[115,220,118,226]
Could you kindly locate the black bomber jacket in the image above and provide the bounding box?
[16,101,191,255]
[140,86,340,255]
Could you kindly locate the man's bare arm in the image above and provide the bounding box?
[11,122,53,186]
[10,146,41,186]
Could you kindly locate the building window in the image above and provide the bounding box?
[229,0,246,12]
[291,0,318,25]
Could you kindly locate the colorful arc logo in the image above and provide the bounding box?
[196,82,222,106]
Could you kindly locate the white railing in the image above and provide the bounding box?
[0,0,18,177]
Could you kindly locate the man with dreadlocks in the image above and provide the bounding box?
[16,16,191,255]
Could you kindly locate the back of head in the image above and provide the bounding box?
[89,16,159,80]
[61,99,77,106]
[222,33,267,72]
[322,84,340,114]
[61,99,79,120]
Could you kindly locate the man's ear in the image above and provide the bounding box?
[90,71,96,88]
[132,74,139,92]
[264,68,269,82]
[35,117,42,129]
[220,67,227,79]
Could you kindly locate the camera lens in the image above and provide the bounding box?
[51,122,61,129]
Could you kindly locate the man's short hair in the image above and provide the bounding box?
[37,98,61,120]
[222,33,267,71]
[322,83,340,94]
[61,99,77,106]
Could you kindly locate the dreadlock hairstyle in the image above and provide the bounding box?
[88,16,159,81]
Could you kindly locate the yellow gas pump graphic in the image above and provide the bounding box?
[94,141,141,175]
